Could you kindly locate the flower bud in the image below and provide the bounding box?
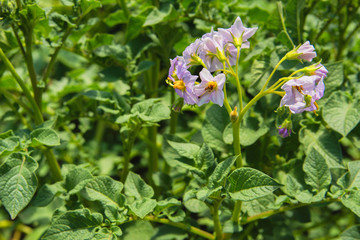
[278,118,292,138]
[230,106,238,122]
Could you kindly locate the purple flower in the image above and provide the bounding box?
[193,68,225,106]
[219,16,258,49]
[168,57,199,105]
[280,75,325,114]
[313,64,328,79]
[297,41,316,62]
[182,38,206,67]
[202,32,228,72]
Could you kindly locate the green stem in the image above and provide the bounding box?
[169,92,178,134]
[277,2,295,47]
[235,47,243,110]
[211,200,223,240]
[15,0,22,10]
[148,126,158,173]
[239,91,268,122]
[43,148,63,181]
[120,128,139,182]
[0,38,62,183]
[260,56,287,93]
[0,48,43,125]
[242,198,340,224]
[117,0,129,19]
[11,24,26,58]
[143,216,215,240]
[42,27,73,86]
[121,150,131,183]
[24,27,42,110]
[94,120,106,158]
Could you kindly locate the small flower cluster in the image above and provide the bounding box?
[166,17,257,107]
[278,42,328,137]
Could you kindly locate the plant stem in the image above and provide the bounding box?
[94,119,106,158]
[143,216,215,240]
[0,48,43,125]
[11,24,26,58]
[117,0,129,19]
[260,56,287,93]
[121,150,131,183]
[242,198,341,224]
[24,28,42,110]
[42,27,73,86]
[148,126,158,173]
[43,148,63,181]
[169,92,178,134]
[211,200,223,240]
[277,2,295,47]
[235,47,243,110]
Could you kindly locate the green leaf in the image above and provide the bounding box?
[162,134,197,169]
[125,172,154,199]
[87,33,114,51]
[129,198,157,218]
[201,105,230,151]
[104,10,128,27]
[131,61,154,77]
[227,167,282,201]
[131,99,170,123]
[323,91,360,137]
[19,3,45,26]
[126,15,146,42]
[30,128,60,147]
[0,136,19,157]
[341,225,360,240]
[167,140,200,160]
[32,182,65,207]
[41,208,103,240]
[303,148,331,191]
[323,62,344,98]
[81,176,125,209]
[347,161,360,189]
[242,194,278,216]
[0,153,38,219]
[341,190,360,217]
[143,4,176,26]
[208,156,236,187]
[154,198,181,214]
[64,167,93,195]
[80,0,102,16]
[195,143,216,178]
[121,221,155,240]
[183,199,207,213]
[299,126,344,169]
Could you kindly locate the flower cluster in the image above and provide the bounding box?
[167,17,257,107]
[280,43,328,114]
[278,43,328,137]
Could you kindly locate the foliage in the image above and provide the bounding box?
[0,0,359,240]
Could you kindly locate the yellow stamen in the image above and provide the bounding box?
[314,101,319,110]
[173,80,186,91]
[205,81,217,91]
[198,81,218,99]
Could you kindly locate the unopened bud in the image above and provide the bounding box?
[230,106,238,122]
